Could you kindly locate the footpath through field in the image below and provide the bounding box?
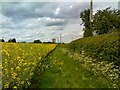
[30,45,113,88]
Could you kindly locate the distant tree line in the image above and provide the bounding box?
[0,38,57,44]
[0,38,17,43]
[8,38,16,42]
[33,39,42,43]
[80,7,120,37]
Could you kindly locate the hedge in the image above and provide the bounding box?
[67,31,120,66]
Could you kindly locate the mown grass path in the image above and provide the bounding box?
[30,46,113,88]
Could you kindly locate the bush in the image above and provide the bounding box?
[34,40,42,43]
[67,31,119,66]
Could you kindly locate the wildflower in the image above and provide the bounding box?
[27,82,31,86]
[2,43,57,88]
[21,81,24,84]
[13,86,17,89]
[16,66,20,70]
[4,83,9,88]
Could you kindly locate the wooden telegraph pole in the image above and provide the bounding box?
[60,34,62,44]
[89,0,93,36]
[90,0,93,22]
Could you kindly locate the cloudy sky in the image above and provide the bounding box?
[0,0,119,43]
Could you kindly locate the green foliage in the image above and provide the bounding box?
[83,28,93,37]
[80,9,90,28]
[93,7,120,35]
[80,9,93,37]
[69,31,119,66]
[80,7,120,37]
[60,47,119,88]
[64,32,120,87]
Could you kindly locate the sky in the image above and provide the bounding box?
[0,0,119,43]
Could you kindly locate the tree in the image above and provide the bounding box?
[0,39,5,42]
[83,28,93,37]
[12,38,16,42]
[93,7,120,35]
[80,9,93,37]
[8,38,16,43]
[80,7,120,37]
[34,39,42,43]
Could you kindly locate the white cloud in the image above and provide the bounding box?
[36,17,65,26]
[45,17,64,23]
[0,14,13,27]
[37,17,41,21]
[69,5,73,8]
[41,17,64,22]
[48,26,63,30]
[55,7,60,15]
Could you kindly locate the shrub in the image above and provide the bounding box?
[68,31,119,66]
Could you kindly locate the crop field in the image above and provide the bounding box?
[1,43,56,88]
[0,32,119,89]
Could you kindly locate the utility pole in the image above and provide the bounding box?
[57,37,59,43]
[90,0,93,22]
[118,1,120,10]
[89,0,93,36]
[60,34,62,44]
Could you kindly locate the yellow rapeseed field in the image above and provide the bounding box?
[1,42,56,88]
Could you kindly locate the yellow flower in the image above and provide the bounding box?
[13,86,17,89]
[12,73,17,79]
[4,83,9,88]
[17,57,20,60]
[30,72,33,76]
[26,78,28,81]
[21,81,24,84]
[27,82,31,86]
[2,43,57,88]
[16,66,20,70]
